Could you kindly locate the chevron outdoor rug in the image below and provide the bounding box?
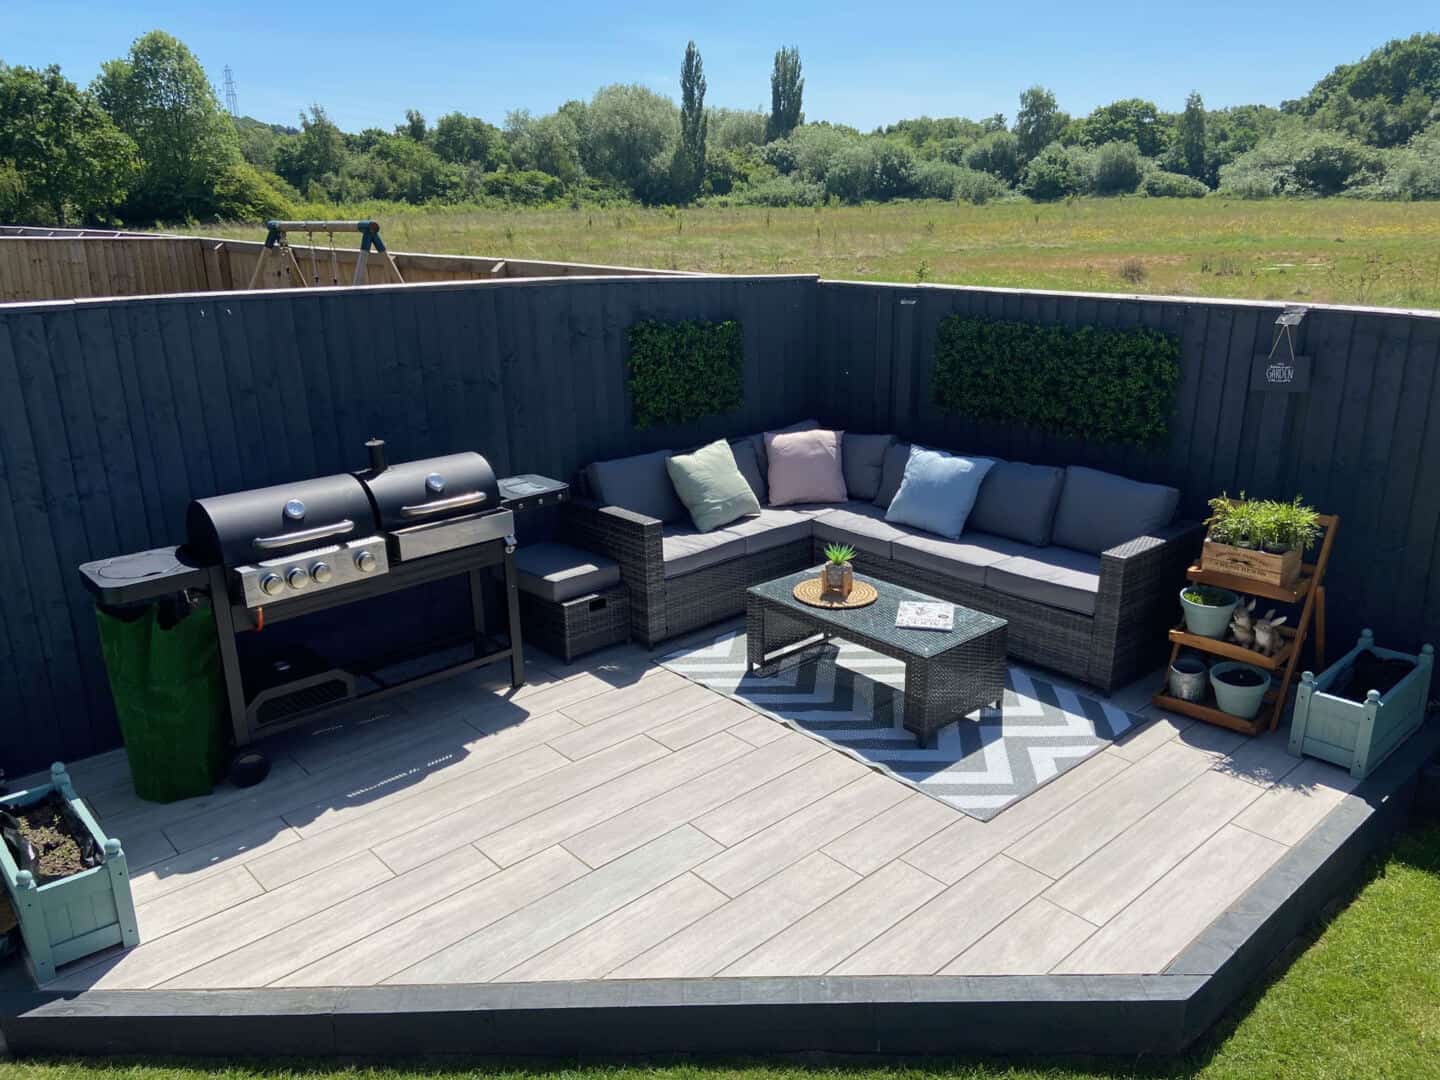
[658,627,1150,821]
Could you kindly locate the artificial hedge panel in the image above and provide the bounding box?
[627,318,744,429]
[931,316,1182,445]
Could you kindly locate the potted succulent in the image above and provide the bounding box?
[1209,661,1271,720]
[1179,584,1239,639]
[821,543,856,600]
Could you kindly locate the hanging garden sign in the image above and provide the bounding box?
[1251,307,1311,393]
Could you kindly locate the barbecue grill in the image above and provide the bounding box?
[80,440,567,753]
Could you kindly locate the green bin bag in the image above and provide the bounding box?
[95,599,228,803]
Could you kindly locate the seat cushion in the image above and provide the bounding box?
[813,502,910,559]
[885,448,995,540]
[661,525,748,579]
[842,433,896,501]
[969,461,1065,547]
[1052,466,1180,555]
[586,449,686,524]
[514,542,622,603]
[729,437,768,504]
[765,428,848,506]
[891,530,1036,586]
[872,442,912,509]
[719,508,814,554]
[666,439,761,532]
[985,546,1102,617]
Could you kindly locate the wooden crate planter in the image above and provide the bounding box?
[0,763,140,983]
[1289,630,1435,779]
[1199,539,1301,588]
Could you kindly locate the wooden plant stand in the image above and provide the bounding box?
[1153,513,1338,736]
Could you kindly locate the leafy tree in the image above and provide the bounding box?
[708,107,766,151]
[93,30,239,220]
[1019,141,1083,199]
[432,112,507,169]
[767,46,804,141]
[963,129,1021,185]
[505,108,584,185]
[670,41,707,203]
[273,105,347,194]
[584,83,678,202]
[0,62,138,224]
[359,133,457,202]
[1286,33,1440,146]
[1177,91,1207,180]
[402,109,426,142]
[1218,126,1385,197]
[1090,140,1143,194]
[1078,98,1168,157]
[1013,85,1069,161]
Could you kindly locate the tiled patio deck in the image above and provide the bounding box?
[21,636,1368,994]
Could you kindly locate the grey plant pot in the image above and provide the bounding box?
[1179,586,1239,639]
[1168,655,1208,702]
[1210,661,1270,720]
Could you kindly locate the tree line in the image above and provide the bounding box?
[2,30,1439,226]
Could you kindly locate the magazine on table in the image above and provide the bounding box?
[895,601,954,631]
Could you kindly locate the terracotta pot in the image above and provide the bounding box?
[821,562,854,599]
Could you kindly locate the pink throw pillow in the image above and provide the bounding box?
[764,429,847,506]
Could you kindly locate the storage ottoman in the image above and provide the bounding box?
[516,542,630,662]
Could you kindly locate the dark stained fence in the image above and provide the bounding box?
[815,280,1440,661]
[0,274,817,772]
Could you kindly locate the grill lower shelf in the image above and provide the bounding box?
[250,671,357,729]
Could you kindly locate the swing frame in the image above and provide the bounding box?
[245,220,405,290]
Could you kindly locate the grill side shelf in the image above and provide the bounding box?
[77,547,209,607]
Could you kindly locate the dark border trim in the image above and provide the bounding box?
[2,721,1434,1060]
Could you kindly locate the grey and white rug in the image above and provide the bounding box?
[659,628,1149,821]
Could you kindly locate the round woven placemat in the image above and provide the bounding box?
[791,577,879,609]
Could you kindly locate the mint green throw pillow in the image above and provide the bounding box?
[666,439,762,532]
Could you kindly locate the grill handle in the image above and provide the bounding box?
[399,491,488,517]
[253,519,355,551]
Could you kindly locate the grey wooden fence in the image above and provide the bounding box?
[814,280,1440,666]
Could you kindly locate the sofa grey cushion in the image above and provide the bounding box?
[985,546,1102,616]
[969,461,1065,547]
[719,508,813,554]
[661,525,747,579]
[871,442,912,509]
[1052,466,1180,555]
[729,438,768,504]
[586,449,686,524]
[813,501,910,559]
[514,542,622,603]
[891,530,1036,586]
[842,433,896,501]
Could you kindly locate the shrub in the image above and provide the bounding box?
[1379,125,1440,199]
[1143,169,1209,198]
[627,319,744,429]
[823,142,874,203]
[212,161,295,220]
[1091,141,1144,195]
[481,169,564,205]
[953,167,1009,205]
[963,130,1021,185]
[912,159,963,200]
[732,174,824,206]
[931,316,1182,445]
[1019,142,1084,200]
[1218,127,1386,197]
[869,141,918,199]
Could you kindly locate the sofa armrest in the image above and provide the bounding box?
[561,498,667,644]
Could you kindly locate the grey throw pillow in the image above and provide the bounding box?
[871,442,912,509]
[842,433,896,501]
[729,438,768,504]
[969,460,1065,547]
[1051,465,1180,554]
[586,449,686,523]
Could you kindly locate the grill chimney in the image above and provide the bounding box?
[365,438,387,474]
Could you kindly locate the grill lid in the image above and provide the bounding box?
[358,451,500,532]
[185,474,377,567]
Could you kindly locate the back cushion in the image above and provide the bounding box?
[750,418,819,473]
[729,438,768,504]
[765,429,848,506]
[842,433,896,501]
[1052,466,1180,554]
[883,449,995,540]
[872,442,912,509]
[969,461,1065,547]
[586,449,686,523]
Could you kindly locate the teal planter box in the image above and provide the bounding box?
[0,763,140,984]
[1289,631,1435,779]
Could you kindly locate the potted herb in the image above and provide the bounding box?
[821,543,856,600]
[1202,493,1314,587]
[1179,584,1239,639]
[1209,661,1271,720]
[1264,497,1320,555]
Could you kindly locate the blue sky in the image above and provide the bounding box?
[3,2,1436,132]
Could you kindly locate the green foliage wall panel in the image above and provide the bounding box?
[627,318,744,429]
[930,315,1181,445]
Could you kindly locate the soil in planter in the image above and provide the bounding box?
[1215,667,1267,689]
[1,795,99,883]
[1330,650,1417,704]
[1183,586,1233,606]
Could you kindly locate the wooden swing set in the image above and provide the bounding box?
[245,219,405,290]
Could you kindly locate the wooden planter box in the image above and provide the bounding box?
[0,763,140,983]
[1200,539,1302,588]
[1289,631,1435,779]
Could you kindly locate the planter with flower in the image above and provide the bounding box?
[821,544,856,600]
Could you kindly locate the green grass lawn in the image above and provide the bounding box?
[4,822,1437,1080]
[188,198,1440,309]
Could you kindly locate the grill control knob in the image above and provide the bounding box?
[310,561,333,585]
[354,550,378,573]
[286,566,311,590]
[260,573,285,597]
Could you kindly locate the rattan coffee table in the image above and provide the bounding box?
[746,567,1008,745]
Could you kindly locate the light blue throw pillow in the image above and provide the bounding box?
[884,448,996,540]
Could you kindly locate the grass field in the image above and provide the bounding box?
[193,197,1440,309]
[3,822,1437,1080]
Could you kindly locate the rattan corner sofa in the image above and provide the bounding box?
[563,427,1203,694]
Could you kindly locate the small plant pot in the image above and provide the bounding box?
[821,562,854,599]
[1168,655,1208,703]
[1262,542,1291,556]
[1209,661,1270,720]
[1179,586,1239,639]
